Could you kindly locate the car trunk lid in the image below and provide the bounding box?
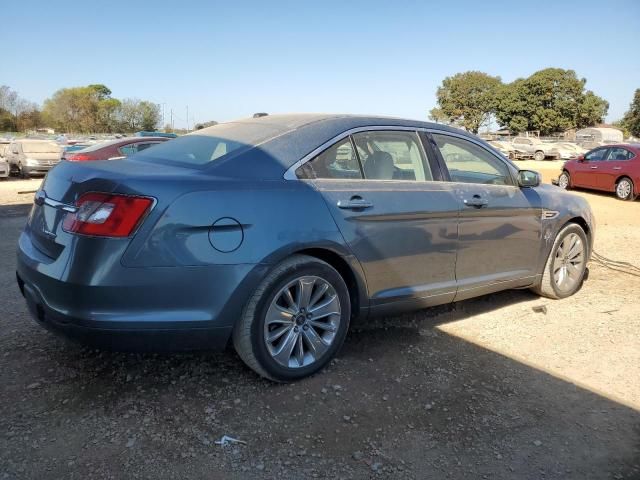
[26,159,198,260]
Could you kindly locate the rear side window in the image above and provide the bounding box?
[352,131,432,181]
[296,138,362,179]
[432,134,513,186]
[605,147,634,161]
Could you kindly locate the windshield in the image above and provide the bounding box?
[135,122,284,168]
[22,142,61,154]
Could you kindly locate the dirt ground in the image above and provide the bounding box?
[0,165,638,479]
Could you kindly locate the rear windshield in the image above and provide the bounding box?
[78,139,133,152]
[22,142,61,154]
[134,122,284,168]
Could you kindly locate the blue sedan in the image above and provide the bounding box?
[16,114,594,381]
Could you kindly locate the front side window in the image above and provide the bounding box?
[585,148,608,162]
[296,138,362,179]
[605,147,634,161]
[432,134,513,186]
[352,131,432,181]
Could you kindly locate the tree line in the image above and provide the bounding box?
[429,68,637,137]
[0,84,161,134]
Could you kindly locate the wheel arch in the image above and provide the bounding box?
[294,247,367,320]
[564,216,593,257]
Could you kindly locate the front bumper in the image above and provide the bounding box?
[16,230,267,352]
[23,164,56,175]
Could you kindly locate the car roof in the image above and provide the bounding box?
[195,113,459,139]
[188,113,494,179]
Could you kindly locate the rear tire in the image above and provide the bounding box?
[533,223,588,299]
[615,177,635,201]
[534,150,545,161]
[233,255,351,382]
[558,171,571,189]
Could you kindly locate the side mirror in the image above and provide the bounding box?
[577,155,585,162]
[518,169,541,188]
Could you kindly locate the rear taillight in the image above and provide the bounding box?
[67,153,94,161]
[62,192,153,237]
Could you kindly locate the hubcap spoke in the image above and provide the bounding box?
[309,294,340,320]
[272,329,299,366]
[267,325,291,343]
[302,326,329,359]
[309,282,329,310]
[297,278,315,310]
[309,320,337,332]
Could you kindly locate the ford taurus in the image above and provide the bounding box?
[16,114,595,381]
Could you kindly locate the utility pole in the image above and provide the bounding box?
[186,105,189,132]
[170,109,173,132]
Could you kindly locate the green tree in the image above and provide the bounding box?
[138,101,161,131]
[619,89,640,138]
[429,71,502,133]
[495,68,608,135]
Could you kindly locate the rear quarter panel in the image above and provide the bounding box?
[123,179,350,267]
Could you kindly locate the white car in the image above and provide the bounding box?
[550,142,586,160]
[511,137,560,161]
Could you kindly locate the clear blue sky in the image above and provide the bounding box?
[3,0,639,128]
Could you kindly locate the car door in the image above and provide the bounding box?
[295,129,460,312]
[429,132,542,301]
[573,147,608,188]
[600,147,634,191]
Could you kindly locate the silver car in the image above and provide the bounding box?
[5,140,62,178]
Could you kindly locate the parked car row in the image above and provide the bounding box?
[487,138,588,162]
[0,135,173,178]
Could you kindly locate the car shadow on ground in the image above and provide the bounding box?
[0,211,638,480]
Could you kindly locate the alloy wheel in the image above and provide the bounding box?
[552,232,585,293]
[263,275,341,369]
[558,173,569,189]
[616,179,632,200]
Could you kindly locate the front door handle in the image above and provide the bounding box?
[590,166,598,169]
[337,196,373,210]
[463,195,488,208]
[613,167,622,170]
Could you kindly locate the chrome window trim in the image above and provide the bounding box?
[284,125,519,183]
[425,128,519,185]
[284,125,421,180]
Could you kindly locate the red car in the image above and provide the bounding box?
[64,137,170,162]
[558,144,640,200]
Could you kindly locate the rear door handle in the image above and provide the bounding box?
[613,167,622,170]
[337,196,373,210]
[590,166,598,169]
[463,196,488,208]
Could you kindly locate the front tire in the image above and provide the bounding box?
[233,255,351,382]
[18,163,30,179]
[615,177,635,201]
[533,223,588,299]
[534,150,545,161]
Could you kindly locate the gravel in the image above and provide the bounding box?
[0,176,639,479]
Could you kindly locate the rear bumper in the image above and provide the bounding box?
[16,230,268,352]
[17,271,232,351]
